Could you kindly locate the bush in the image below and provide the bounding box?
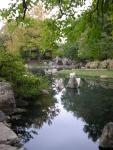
[0,51,48,98]
[63,44,78,60]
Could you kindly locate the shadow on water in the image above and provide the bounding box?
[7,94,59,144]
[61,78,113,142]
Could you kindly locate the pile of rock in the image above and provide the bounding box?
[85,59,113,69]
[50,57,75,69]
[0,81,24,150]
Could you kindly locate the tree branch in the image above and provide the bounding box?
[22,0,27,19]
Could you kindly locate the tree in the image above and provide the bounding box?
[1,17,60,57]
[1,0,113,21]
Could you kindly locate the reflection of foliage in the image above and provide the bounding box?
[62,78,113,142]
[8,94,59,143]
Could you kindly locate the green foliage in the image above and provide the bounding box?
[0,50,48,98]
[52,49,64,57]
[2,18,60,58]
[63,44,78,60]
[1,0,113,61]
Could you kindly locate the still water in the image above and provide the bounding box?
[8,78,113,150]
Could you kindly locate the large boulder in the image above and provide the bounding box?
[67,73,78,89]
[53,79,64,91]
[0,82,15,113]
[0,123,19,145]
[99,122,113,149]
[0,144,24,150]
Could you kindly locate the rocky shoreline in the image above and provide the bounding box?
[0,81,25,150]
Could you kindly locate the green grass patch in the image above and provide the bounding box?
[57,69,113,79]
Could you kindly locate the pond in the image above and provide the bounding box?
[8,77,113,150]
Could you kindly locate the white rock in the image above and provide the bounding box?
[0,123,18,145]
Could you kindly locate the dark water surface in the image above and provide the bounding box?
[9,78,113,150]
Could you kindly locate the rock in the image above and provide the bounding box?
[108,60,113,69]
[42,89,49,95]
[67,73,78,89]
[0,82,15,113]
[55,57,63,65]
[0,111,6,122]
[99,122,113,149]
[53,79,64,91]
[0,123,19,145]
[99,60,108,69]
[51,68,58,74]
[76,78,81,88]
[85,62,91,68]
[0,144,24,150]
[62,58,70,66]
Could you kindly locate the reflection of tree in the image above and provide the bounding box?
[8,95,59,143]
[62,79,113,142]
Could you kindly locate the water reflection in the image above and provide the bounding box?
[8,94,59,143]
[61,78,113,142]
[7,77,113,150]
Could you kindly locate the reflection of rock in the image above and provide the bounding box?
[8,94,59,144]
[67,73,81,88]
[0,82,15,113]
[99,122,113,149]
[0,123,19,145]
[61,78,113,142]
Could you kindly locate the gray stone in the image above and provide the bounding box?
[99,122,113,148]
[0,123,19,145]
[42,89,49,95]
[54,79,64,91]
[55,57,63,65]
[0,82,15,112]
[0,144,24,150]
[0,111,6,122]
[67,73,78,89]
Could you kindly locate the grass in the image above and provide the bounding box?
[57,69,113,79]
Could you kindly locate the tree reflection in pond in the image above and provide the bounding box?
[61,78,113,142]
[8,94,59,144]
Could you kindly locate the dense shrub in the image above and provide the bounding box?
[63,44,78,60]
[0,51,48,98]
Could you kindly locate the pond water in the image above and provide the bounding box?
[8,77,113,150]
